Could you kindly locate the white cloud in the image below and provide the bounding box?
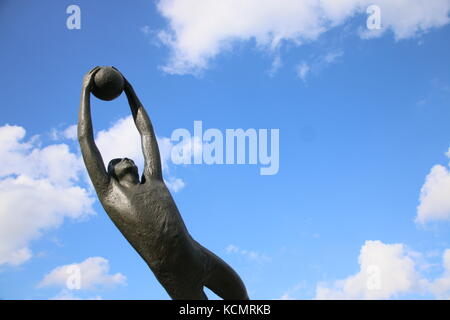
[156,0,450,75]
[314,243,450,300]
[164,177,185,192]
[38,257,126,291]
[95,117,144,171]
[427,249,450,299]
[50,124,77,141]
[416,147,450,224]
[226,244,270,262]
[296,62,310,82]
[63,125,78,140]
[296,50,343,82]
[362,0,450,40]
[323,50,344,64]
[94,116,186,192]
[0,118,192,267]
[315,240,420,299]
[0,125,94,266]
[268,55,283,76]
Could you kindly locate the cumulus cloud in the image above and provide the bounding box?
[0,117,192,266]
[427,249,450,299]
[38,257,126,291]
[416,159,450,224]
[95,116,144,168]
[361,0,450,39]
[315,240,420,299]
[314,241,450,300]
[156,0,450,75]
[0,125,94,266]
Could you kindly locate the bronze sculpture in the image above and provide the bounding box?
[78,66,249,300]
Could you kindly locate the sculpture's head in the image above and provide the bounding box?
[108,158,139,181]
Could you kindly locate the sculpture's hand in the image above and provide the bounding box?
[110,66,133,92]
[82,66,101,91]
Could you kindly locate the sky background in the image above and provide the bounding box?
[1,0,450,300]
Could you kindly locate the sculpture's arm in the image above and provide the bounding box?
[78,67,110,193]
[123,78,163,181]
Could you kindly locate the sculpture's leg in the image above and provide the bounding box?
[156,269,208,300]
[203,250,249,300]
[166,284,208,300]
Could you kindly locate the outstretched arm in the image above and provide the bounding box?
[123,77,163,181]
[78,67,110,193]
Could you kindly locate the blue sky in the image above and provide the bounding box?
[1,0,450,300]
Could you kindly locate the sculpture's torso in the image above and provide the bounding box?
[97,178,207,285]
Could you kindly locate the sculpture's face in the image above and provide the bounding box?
[113,158,139,180]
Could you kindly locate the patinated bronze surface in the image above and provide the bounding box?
[78,66,249,300]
